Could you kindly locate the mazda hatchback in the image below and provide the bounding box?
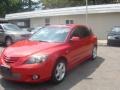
[0,24,97,83]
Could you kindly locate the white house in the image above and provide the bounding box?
[0,18,7,23]
[5,4,120,39]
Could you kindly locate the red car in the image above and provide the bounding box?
[0,24,97,83]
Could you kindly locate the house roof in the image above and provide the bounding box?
[5,4,120,20]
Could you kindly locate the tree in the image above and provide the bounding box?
[0,0,119,18]
[41,0,86,9]
[41,0,119,9]
[22,0,42,11]
[0,0,22,17]
[0,0,41,17]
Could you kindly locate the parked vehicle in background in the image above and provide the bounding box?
[107,26,120,46]
[30,27,43,34]
[26,27,35,32]
[0,24,97,83]
[0,23,31,46]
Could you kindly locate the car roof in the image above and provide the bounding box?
[49,24,88,29]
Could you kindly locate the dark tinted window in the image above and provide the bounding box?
[0,25,3,29]
[66,20,69,24]
[66,20,74,24]
[72,26,91,38]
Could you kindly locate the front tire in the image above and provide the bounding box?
[51,60,67,84]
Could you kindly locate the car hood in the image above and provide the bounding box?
[3,40,64,57]
[108,32,120,36]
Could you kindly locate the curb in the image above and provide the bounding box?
[98,40,107,46]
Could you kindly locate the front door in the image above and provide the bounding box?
[67,26,93,67]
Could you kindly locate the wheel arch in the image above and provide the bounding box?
[5,35,12,40]
[56,56,68,65]
[51,56,68,83]
[51,56,68,73]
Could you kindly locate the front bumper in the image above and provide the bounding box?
[0,63,50,83]
[107,39,120,45]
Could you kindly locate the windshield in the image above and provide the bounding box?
[32,27,42,33]
[29,26,70,42]
[3,24,21,31]
[112,27,120,32]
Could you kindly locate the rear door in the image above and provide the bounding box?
[78,26,93,59]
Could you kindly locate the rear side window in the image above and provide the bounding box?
[71,26,91,38]
[79,26,91,38]
[0,25,3,29]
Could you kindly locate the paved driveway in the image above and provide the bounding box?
[0,45,120,90]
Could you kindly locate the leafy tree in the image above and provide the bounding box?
[41,0,86,9]
[41,0,119,9]
[0,0,41,17]
[22,0,42,11]
[0,0,119,17]
[0,0,22,17]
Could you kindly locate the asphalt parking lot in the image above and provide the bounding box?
[0,45,120,90]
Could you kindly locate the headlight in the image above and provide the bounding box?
[25,55,48,64]
[108,36,115,40]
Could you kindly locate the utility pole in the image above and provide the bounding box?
[85,0,88,26]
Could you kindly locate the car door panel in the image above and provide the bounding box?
[67,26,94,67]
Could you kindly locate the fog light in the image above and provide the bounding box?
[32,74,39,80]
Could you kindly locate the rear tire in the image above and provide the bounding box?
[5,37,13,47]
[51,60,67,84]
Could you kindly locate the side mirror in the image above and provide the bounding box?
[70,36,80,42]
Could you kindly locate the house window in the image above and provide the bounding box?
[66,20,69,24]
[66,20,74,24]
[45,18,50,26]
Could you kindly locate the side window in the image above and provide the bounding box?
[71,26,91,38]
[71,28,81,38]
[79,27,91,38]
[0,25,3,29]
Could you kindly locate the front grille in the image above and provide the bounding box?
[3,55,19,63]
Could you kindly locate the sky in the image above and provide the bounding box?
[31,0,39,2]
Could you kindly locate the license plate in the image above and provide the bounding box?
[0,65,11,78]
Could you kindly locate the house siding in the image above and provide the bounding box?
[30,13,120,39]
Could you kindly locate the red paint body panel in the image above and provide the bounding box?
[0,24,97,83]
